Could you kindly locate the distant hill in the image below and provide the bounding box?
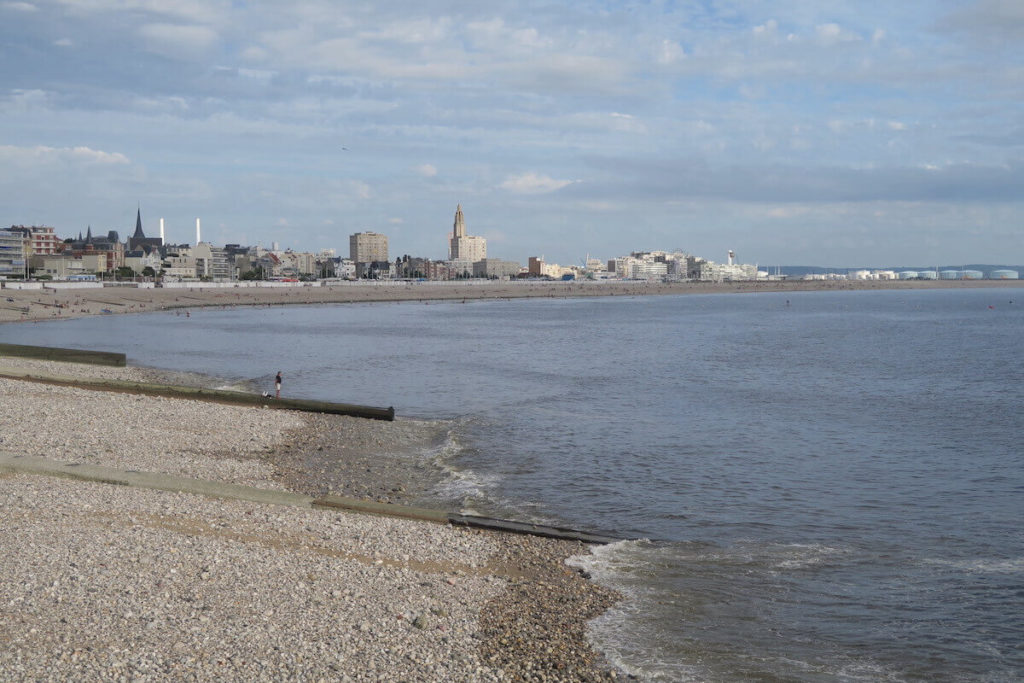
[773,264,1023,277]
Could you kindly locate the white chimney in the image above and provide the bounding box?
[728,250,735,266]
[195,218,201,245]
[159,218,165,242]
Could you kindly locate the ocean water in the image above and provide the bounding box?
[4,288,1022,681]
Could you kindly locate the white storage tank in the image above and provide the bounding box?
[898,270,918,280]
[990,269,1019,279]
[918,270,938,280]
[962,270,984,280]
[939,269,961,280]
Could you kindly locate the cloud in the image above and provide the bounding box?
[138,22,219,58]
[2,2,37,12]
[935,0,1024,45]
[815,23,860,46]
[360,17,453,45]
[656,39,685,64]
[351,180,371,200]
[2,1,1022,263]
[4,89,51,111]
[53,0,223,25]
[753,20,778,38]
[415,163,437,177]
[0,144,130,166]
[577,157,1024,204]
[500,172,575,194]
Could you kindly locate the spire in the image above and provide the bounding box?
[85,225,93,243]
[132,207,146,239]
[453,204,465,238]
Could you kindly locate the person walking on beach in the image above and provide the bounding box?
[275,371,282,399]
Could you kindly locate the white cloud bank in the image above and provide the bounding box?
[0,144,130,166]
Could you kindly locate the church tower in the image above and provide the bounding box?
[453,204,466,238]
[133,208,144,240]
[126,206,163,253]
[448,204,486,263]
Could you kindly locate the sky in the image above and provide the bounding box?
[1,1,1022,268]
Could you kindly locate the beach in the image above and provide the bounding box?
[4,278,1023,680]
[0,357,619,681]
[3,277,1023,324]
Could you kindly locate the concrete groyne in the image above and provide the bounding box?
[0,342,126,367]
[0,366,395,421]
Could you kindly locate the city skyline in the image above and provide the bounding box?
[2,2,1022,267]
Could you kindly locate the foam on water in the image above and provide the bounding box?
[922,556,1024,574]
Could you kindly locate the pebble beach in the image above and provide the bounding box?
[0,357,620,681]
[4,277,1023,680]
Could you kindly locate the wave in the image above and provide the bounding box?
[922,556,1024,574]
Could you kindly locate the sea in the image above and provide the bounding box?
[3,287,1022,682]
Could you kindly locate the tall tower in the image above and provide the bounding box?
[448,204,486,262]
[453,204,466,238]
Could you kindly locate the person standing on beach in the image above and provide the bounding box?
[275,371,282,399]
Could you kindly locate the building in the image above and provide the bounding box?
[447,258,475,278]
[8,225,62,257]
[350,232,388,264]
[234,246,281,279]
[527,256,574,279]
[448,205,486,262]
[395,255,432,279]
[0,228,27,278]
[335,258,356,279]
[424,260,455,280]
[37,253,106,279]
[192,243,233,280]
[473,258,521,279]
[356,260,393,279]
[161,246,198,279]
[123,248,162,276]
[126,209,163,253]
[66,226,124,272]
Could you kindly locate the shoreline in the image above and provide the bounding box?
[0,357,624,680]
[3,278,1023,324]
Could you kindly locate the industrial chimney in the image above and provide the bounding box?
[195,218,201,245]
[159,218,165,242]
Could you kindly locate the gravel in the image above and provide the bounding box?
[0,358,627,681]
[1,475,504,682]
